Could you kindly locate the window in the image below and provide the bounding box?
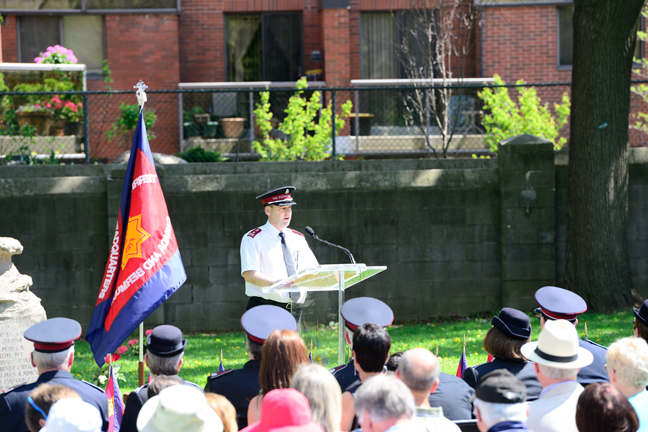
[361,11,437,79]
[0,0,177,10]
[19,15,105,74]
[558,5,641,68]
[226,13,303,82]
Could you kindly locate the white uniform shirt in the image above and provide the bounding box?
[240,220,319,303]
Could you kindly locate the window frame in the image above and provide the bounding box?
[224,11,304,83]
[16,14,107,76]
[0,0,180,14]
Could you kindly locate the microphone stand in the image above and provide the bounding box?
[305,226,356,264]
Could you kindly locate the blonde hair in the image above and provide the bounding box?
[205,393,238,432]
[607,337,648,389]
[291,364,342,432]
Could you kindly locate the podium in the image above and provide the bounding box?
[263,264,386,364]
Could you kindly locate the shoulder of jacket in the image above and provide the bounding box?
[246,228,263,239]
[1,381,29,396]
[289,229,304,237]
[81,380,106,394]
[583,339,608,351]
[330,363,350,375]
[208,369,234,380]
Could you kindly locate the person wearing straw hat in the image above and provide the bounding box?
[136,385,223,432]
[205,305,297,430]
[521,319,593,432]
[121,325,202,432]
[0,318,108,432]
[533,286,608,386]
[463,308,542,401]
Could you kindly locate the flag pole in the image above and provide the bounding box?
[138,322,145,386]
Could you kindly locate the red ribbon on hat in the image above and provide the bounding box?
[262,194,292,205]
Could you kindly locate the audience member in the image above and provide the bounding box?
[25,384,81,432]
[472,370,532,432]
[353,374,417,432]
[396,348,460,431]
[291,364,342,432]
[606,337,648,432]
[241,388,324,432]
[40,398,103,432]
[340,323,391,432]
[633,300,648,345]
[463,308,542,401]
[385,349,475,420]
[576,383,639,432]
[534,286,608,386]
[136,385,223,432]
[247,329,309,424]
[147,375,183,399]
[205,393,238,432]
[521,319,593,432]
[121,325,202,432]
[331,297,394,392]
[206,305,297,430]
[0,318,108,432]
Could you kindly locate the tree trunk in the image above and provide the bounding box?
[565,0,644,311]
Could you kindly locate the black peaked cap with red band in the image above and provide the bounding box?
[24,317,82,353]
[256,186,297,206]
[340,297,394,330]
[534,286,587,321]
[241,305,297,344]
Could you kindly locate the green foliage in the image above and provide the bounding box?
[632,9,648,135]
[107,104,157,142]
[103,59,113,90]
[478,75,570,152]
[176,145,227,163]
[2,143,64,166]
[253,77,352,161]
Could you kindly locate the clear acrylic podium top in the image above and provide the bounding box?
[262,264,387,294]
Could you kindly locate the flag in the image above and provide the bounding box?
[87,110,187,367]
[309,351,313,364]
[106,365,125,432]
[487,354,494,363]
[219,349,225,372]
[456,335,467,378]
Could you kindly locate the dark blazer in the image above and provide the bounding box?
[429,372,475,421]
[120,375,202,432]
[330,359,358,393]
[463,359,542,401]
[577,338,609,386]
[0,370,109,432]
[205,359,261,430]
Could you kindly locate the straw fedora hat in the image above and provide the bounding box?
[521,319,593,369]
[137,385,223,432]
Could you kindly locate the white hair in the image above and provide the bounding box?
[291,364,342,432]
[355,375,416,423]
[473,399,528,429]
[32,346,74,370]
[147,351,184,376]
[537,363,579,380]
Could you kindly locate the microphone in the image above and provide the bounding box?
[305,226,356,264]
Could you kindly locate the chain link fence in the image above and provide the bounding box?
[0,82,647,164]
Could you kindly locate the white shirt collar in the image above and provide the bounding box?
[263,220,283,238]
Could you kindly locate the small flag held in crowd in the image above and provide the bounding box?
[219,350,225,372]
[106,364,124,432]
[456,334,467,378]
[309,340,314,363]
[487,354,494,363]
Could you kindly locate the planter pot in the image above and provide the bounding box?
[220,117,245,139]
[49,121,65,137]
[16,111,53,136]
[64,122,83,136]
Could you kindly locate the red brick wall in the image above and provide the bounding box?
[481,6,572,83]
[323,8,351,87]
[179,1,226,82]
[1,15,18,63]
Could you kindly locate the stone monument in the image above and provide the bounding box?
[0,237,47,391]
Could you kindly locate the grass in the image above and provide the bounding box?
[72,309,634,393]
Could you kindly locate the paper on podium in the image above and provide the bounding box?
[262,264,387,296]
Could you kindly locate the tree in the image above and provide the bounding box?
[397,0,479,158]
[565,0,645,311]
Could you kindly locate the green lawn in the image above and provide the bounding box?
[72,309,634,393]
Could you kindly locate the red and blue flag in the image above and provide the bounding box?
[87,109,186,366]
[106,365,124,432]
[456,345,467,378]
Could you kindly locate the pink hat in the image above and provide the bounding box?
[242,389,324,432]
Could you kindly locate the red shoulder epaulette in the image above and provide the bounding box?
[247,228,262,238]
[290,229,304,237]
[330,363,348,374]
[209,369,234,379]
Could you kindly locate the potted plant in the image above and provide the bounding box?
[15,105,53,136]
[220,117,246,139]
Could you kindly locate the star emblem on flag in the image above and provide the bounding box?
[121,214,151,269]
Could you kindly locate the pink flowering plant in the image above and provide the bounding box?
[35,94,83,123]
[35,45,78,64]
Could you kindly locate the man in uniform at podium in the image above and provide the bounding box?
[205,305,297,429]
[240,186,318,314]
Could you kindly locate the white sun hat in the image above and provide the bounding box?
[41,398,102,432]
[521,319,594,369]
[136,385,223,432]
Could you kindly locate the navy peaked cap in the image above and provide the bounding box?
[340,297,394,330]
[24,317,82,353]
[535,286,587,321]
[146,325,187,357]
[241,305,297,343]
